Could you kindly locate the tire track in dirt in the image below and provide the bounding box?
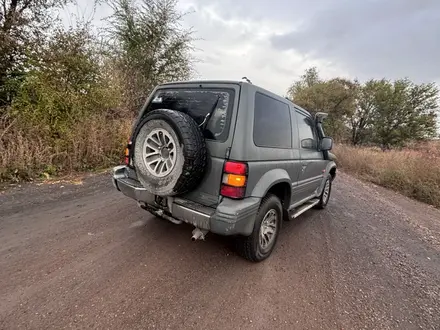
[0,172,439,329]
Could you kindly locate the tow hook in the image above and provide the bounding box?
[191,228,208,241]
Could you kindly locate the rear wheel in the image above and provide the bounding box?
[235,194,282,262]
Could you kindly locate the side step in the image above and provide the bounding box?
[289,198,319,219]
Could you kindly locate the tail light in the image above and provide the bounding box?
[220,161,248,199]
[124,141,132,165]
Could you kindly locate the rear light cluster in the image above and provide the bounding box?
[220,161,248,199]
[124,141,132,165]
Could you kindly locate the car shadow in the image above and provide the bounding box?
[129,206,325,264]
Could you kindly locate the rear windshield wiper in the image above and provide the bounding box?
[199,95,220,131]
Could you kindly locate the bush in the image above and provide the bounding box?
[0,115,132,182]
[0,25,131,182]
[0,0,195,183]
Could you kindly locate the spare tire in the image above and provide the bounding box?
[132,109,208,196]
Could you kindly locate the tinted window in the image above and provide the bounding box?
[296,111,318,149]
[146,88,234,141]
[253,93,292,148]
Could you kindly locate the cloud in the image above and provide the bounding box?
[270,0,440,83]
[178,1,345,94]
[63,0,440,96]
[180,0,327,23]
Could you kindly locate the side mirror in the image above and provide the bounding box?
[301,138,316,149]
[320,137,333,151]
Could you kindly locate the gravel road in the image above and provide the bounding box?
[1,172,439,330]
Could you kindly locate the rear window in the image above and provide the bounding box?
[146,88,235,142]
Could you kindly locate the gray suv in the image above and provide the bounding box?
[112,80,336,262]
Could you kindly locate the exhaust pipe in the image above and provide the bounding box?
[191,228,208,241]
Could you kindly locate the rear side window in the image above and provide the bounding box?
[253,92,292,148]
[146,88,235,142]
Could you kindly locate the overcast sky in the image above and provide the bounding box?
[63,0,440,96]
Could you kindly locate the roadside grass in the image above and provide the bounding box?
[0,116,133,182]
[334,142,440,208]
[3,113,440,210]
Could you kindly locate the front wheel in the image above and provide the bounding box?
[235,194,282,262]
[315,177,332,209]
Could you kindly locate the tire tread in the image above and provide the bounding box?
[133,109,208,195]
[235,194,282,262]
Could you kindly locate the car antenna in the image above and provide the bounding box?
[241,77,252,84]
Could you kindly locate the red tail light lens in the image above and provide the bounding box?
[224,161,247,175]
[220,185,246,199]
[221,161,248,199]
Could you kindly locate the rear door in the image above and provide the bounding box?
[143,83,241,207]
[295,110,326,199]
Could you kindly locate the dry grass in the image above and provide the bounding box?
[334,142,440,208]
[2,114,440,209]
[0,115,133,182]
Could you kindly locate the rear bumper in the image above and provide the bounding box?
[112,166,259,236]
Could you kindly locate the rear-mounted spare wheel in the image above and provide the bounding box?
[133,109,208,196]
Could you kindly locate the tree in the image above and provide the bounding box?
[106,0,195,112]
[0,0,71,109]
[287,67,358,140]
[287,68,439,147]
[11,24,120,138]
[349,79,385,145]
[369,79,438,148]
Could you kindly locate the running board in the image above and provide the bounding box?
[290,198,319,219]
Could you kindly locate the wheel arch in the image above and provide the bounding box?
[250,168,292,210]
[317,162,336,195]
[329,166,337,181]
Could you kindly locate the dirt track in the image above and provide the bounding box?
[1,172,439,330]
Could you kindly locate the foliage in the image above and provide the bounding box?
[369,79,438,148]
[1,0,438,187]
[1,0,195,181]
[288,68,439,147]
[0,0,71,109]
[0,115,132,181]
[287,67,358,140]
[106,0,195,112]
[11,25,120,135]
[349,79,383,145]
